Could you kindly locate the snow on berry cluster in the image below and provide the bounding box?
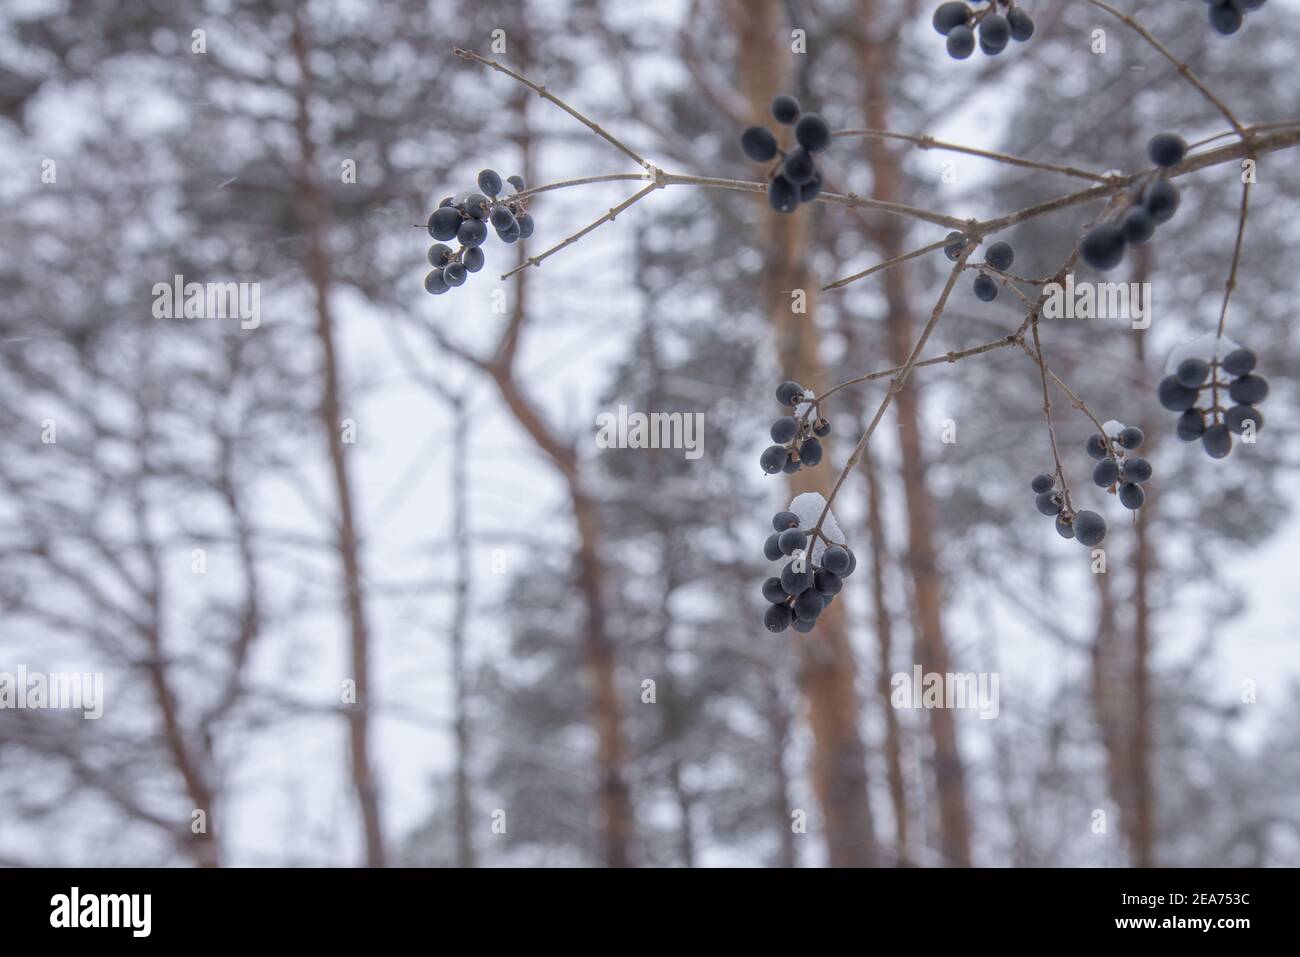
[1157,336,1268,459]
[932,1,1035,60]
[1080,133,1187,273]
[1204,0,1267,36]
[761,494,858,635]
[760,380,830,475]
[1086,421,1152,512]
[740,95,831,215]
[424,170,534,295]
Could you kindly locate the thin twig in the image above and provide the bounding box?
[499,182,661,279]
[822,237,956,291]
[453,47,653,170]
[1216,177,1252,338]
[833,128,1109,182]
[811,248,972,538]
[816,333,1021,402]
[1081,0,1246,139]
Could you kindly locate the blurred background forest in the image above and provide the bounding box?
[0,0,1297,867]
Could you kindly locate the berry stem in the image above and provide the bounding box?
[1215,176,1252,339]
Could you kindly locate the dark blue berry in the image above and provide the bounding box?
[1176,358,1210,388]
[769,174,800,214]
[781,560,813,595]
[1202,423,1232,458]
[458,218,488,247]
[428,207,462,241]
[771,94,801,124]
[490,206,516,231]
[1055,514,1075,539]
[794,113,831,153]
[778,528,808,556]
[822,546,850,576]
[933,2,970,34]
[761,445,788,474]
[985,241,1014,272]
[444,262,467,287]
[813,417,831,437]
[814,569,842,596]
[516,213,535,240]
[477,169,503,197]
[1147,133,1187,168]
[1143,180,1180,223]
[463,246,485,272]
[773,511,801,532]
[1119,483,1145,510]
[1086,433,1109,460]
[1122,458,1153,483]
[800,168,824,203]
[799,437,823,467]
[944,231,966,261]
[947,24,976,58]
[776,381,805,406]
[979,14,1010,54]
[1176,409,1206,441]
[764,603,793,633]
[1222,348,1257,376]
[764,533,784,561]
[792,617,816,634]
[1074,510,1107,547]
[1208,2,1244,34]
[428,243,453,267]
[771,416,799,444]
[1079,224,1126,271]
[1158,376,1199,412]
[794,589,824,621]
[1035,491,1063,516]
[1118,426,1144,450]
[507,174,526,192]
[1031,473,1055,494]
[782,146,816,185]
[1093,458,1119,487]
[763,577,787,604]
[973,273,998,302]
[1225,405,1264,434]
[424,268,449,295]
[741,125,779,163]
[1229,373,1269,405]
[1008,7,1034,41]
[1122,208,1155,245]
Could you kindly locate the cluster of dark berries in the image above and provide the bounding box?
[740,95,831,214]
[1079,133,1186,272]
[762,512,857,634]
[1202,0,1266,35]
[424,169,534,295]
[966,239,1015,302]
[760,380,829,475]
[1085,424,1152,511]
[932,2,1034,60]
[1030,472,1107,547]
[1158,343,1267,459]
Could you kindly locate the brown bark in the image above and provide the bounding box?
[290,10,386,868]
[730,0,877,868]
[853,0,972,867]
[862,447,911,865]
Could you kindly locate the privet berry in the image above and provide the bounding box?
[742,96,835,215]
[760,512,858,635]
[422,170,534,296]
[934,2,1034,59]
[761,380,834,476]
[1159,342,1267,458]
[1206,0,1266,36]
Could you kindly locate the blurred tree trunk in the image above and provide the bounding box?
[475,82,634,865]
[730,0,877,868]
[449,393,476,868]
[290,10,386,868]
[853,0,972,867]
[862,447,911,865]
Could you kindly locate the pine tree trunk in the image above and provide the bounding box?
[853,0,972,867]
[731,0,877,868]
